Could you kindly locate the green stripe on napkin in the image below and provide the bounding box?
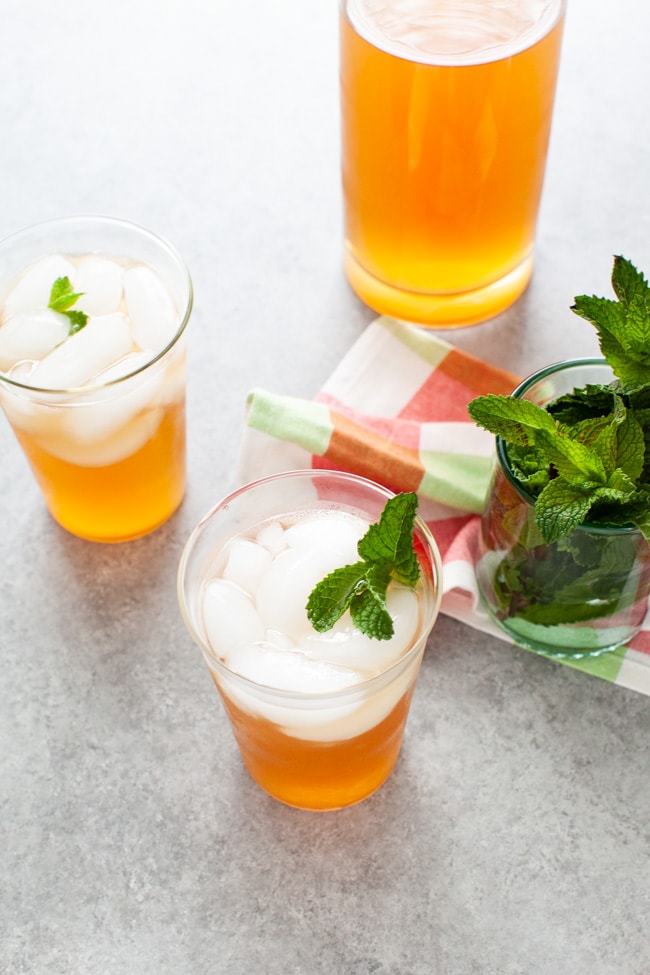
[246,389,333,456]
[419,450,492,514]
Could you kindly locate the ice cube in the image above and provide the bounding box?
[63,357,164,445]
[255,520,287,556]
[304,586,420,674]
[158,348,186,405]
[28,313,133,389]
[7,360,36,381]
[284,513,366,562]
[224,643,363,693]
[255,544,353,637]
[222,538,273,596]
[74,257,123,316]
[214,648,368,738]
[0,381,53,436]
[264,628,296,650]
[3,255,76,315]
[0,309,69,371]
[123,265,178,352]
[203,579,265,657]
[37,407,163,467]
[93,350,154,383]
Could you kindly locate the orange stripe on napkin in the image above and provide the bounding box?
[316,410,424,495]
[440,347,521,397]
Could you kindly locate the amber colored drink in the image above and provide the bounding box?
[177,470,443,812]
[13,399,185,543]
[340,0,566,326]
[0,216,192,542]
[216,676,416,811]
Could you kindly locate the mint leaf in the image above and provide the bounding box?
[535,428,607,485]
[66,309,88,334]
[535,479,597,543]
[306,562,367,632]
[572,261,650,390]
[350,587,394,640]
[611,254,650,308]
[625,295,650,354]
[548,384,617,424]
[306,492,421,641]
[357,491,420,586]
[468,394,557,446]
[613,409,645,481]
[48,276,88,334]
[48,276,80,311]
[365,561,392,603]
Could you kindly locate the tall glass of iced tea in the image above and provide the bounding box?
[340,0,566,327]
[177,470,443,811]
[0,216,193,542]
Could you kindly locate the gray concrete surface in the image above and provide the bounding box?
[1,1,649,973]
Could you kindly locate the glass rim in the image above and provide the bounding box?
[497,356,641,536]
[177,468,444,702]
[342,0,567,68]
[0,214,193,396]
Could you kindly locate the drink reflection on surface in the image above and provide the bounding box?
[340,0,566,327]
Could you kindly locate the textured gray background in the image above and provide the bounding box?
[1,1,649,973]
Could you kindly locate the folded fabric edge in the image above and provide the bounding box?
[246,387,490,515]
[246,387,332,456]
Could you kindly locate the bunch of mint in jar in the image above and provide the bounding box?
[468,257,650,654]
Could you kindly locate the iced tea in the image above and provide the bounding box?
[177,471,443,811]
[340,0,565,326]
[0,218,192,541]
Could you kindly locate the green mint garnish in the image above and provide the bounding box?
[468,256,650,547]
[306,491,421,641]
[48,276,88,334]
[571,257,650,391]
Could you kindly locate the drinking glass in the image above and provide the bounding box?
[0,216,193,542]
[178,469,443,811]
[340,0,566,327]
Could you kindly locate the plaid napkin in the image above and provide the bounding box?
[237,316,650,697]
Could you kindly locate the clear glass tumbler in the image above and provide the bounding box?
[0,215,193,542]
[340,0,566,327]
[177,469,443,811]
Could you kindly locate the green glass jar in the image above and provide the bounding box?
[476,359,650,657]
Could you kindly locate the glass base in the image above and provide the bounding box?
[488,608,634,659]
[250,769,391,812]
[48,494,184,543]
[343,248,534,328]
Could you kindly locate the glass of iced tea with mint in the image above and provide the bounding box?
[177,470,443,811]
[0,216,193,542]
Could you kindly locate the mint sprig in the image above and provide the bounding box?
[571,257,650,391]
[306,492,421,640]
[48,276,88,334]
[468,256,650,547]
